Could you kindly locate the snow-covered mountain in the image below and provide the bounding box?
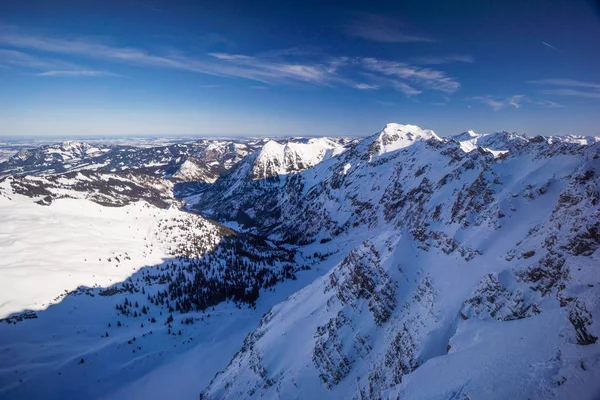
[0,124,598,400]
[251,138,347,180]
[0,139,265,182]
[450,130,599,155]
[0,137,354,186]
[194,123,600,400]
[1,170,177,208]
[449,130,483,152]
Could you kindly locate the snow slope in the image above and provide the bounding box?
[0,193,169,318]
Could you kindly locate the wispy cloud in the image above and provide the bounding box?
[0,48,81,70]
[0,29,342,85]
[409,54,474,65]
[35,70,119,77]
[141,4,164,12]
[508,94,526,109]
[199,84,225,88]
[257,46,326,60]
[431,96,451,106]
[360,58,459,94]
[353,83,378,90]
[360,71,421,96]
[208,52,341,85]
[529,78,600,99]
[0,48,118,77]
[0,32,203,71]
[542,41,558,50]
[386,79,422,96]
[342,14,435,43]
[532,99,563,107]
[470,96,506,111]
[530,78,600,90]
[469,95,562,110]
[539,89,600,99]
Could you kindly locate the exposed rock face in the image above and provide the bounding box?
[312,311,359,388]
[568,300,598,345]
[462,273,540,321]
[327,242,396,326]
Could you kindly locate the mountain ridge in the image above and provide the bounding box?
[192,123,600,400]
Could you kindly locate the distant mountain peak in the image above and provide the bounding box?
[251,138,345,180]
[368,123,440,157]
[451,130,481,141]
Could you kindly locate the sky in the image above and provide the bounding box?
[1,0,599,137]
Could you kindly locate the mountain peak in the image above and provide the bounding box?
[477,131,528,151]
[451,130,481,141]
[59,140,87,148]
[369,123,440,157]
[450,130,484,152]
[251,138,345,180]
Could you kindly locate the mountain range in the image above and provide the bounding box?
[0,124,598,400]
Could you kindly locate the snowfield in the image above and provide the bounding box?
[0,191,171,319]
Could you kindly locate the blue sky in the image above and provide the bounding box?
[1,0,599,137]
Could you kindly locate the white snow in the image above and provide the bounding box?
[0,193,170,318]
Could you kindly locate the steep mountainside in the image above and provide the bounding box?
[196,124,600,400]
